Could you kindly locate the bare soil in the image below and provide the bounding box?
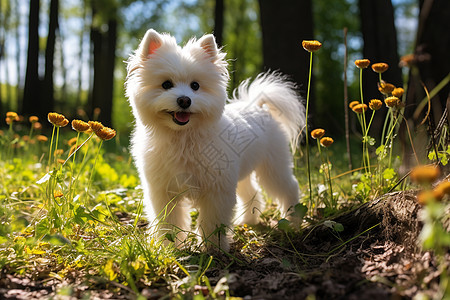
[1,190,448,299]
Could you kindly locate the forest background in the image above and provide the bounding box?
[0,0,448,140]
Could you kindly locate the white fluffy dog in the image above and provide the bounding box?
[125,29,305,251]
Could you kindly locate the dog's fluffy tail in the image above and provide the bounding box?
[232,72,306,146]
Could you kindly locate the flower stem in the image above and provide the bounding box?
[305,51,313,205]
[86,139,103,203]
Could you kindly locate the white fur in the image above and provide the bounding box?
[125,29,305,251]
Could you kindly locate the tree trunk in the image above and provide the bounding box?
[22,0,41,117]
[76,4,88,110]
[404,0,450,124]
[14,0,22,108]
[359,0,403,139]
[213,0,224,47]
[42,0,58,115]
[258,0,314,110]
[89,8,117,127]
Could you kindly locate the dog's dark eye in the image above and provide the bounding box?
[190,82,200,91]
[162,80,173,90]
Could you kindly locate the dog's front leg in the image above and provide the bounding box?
[196,190,236,252]
[147,188,191,247]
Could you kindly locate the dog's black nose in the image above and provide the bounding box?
[177,96,191,109]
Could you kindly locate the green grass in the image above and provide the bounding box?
[0,114,390,298]
[1,74,449,298]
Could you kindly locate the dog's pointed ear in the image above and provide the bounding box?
[198,34,218,60]
[140,29,163,57]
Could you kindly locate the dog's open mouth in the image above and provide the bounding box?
[169,111,191,126]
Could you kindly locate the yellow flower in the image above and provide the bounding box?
[68,137,78,146]
[369,99,383,111]
[37,135,48,142]
[54,149,64,156]
[302,40,322,52]
[29,116,39,123]
[69,144,80,156]
[311,128,325,139]
[384,96,400,108]
[33,122,42,130]
[48,112,69,127]
[6,112,19,124]
[96,127,116,141]
[352,103,368,114]
[320,137,334,147]
[392,87,404,98]
[355,59,371,69]
[88,121,104,134]
[410,165,440,184]
[399,54,415,68]
[53,190,64,198]
[349,101,360,110]
[72,119,90,133]
[372,62,389,73]
[417,190,435,205]
[378,81,395,95]
[432,180,450,201]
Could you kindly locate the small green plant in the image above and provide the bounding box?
[410,165,450,299]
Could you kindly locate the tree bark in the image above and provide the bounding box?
[404,0,450,124]
[359,0,403,138]
[89,7,117,127]
[42,0,59,115]
[213,0,224,47]
[22,0,41,117]
[258,0,314,101]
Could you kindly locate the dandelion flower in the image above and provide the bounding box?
[33,122,42,130]
[410,165,440,184]
[399,54,415,68]
[69,144,80,156]
[385,96,400,108]
[68,137,78,146]
[48,112,69,127]
[349,101,360,110]
[392,87,404,98]
[29,116,39,123]
[355,59,370,69]
[302,40,322,52]
[6,112,19,124]
[96,127,116,141]
[378,81,395,95]
[88,121,104,134]
[372,63,389,73]
[320,137,334,147]
[311,128,325,139]
[431,180,450,201]
[369,99,383,111]
[352,103,368,114]
[54,149,64,156]
[72,119,90,133]
[53,190,64,198]
[417,190,435,205]
[37,135,48,142]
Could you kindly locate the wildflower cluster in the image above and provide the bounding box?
[349,58,410,197]
[310,128,335,211]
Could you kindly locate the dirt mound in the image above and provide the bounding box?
[210,190,447,299]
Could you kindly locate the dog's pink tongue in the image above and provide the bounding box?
[174,112,190,123]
